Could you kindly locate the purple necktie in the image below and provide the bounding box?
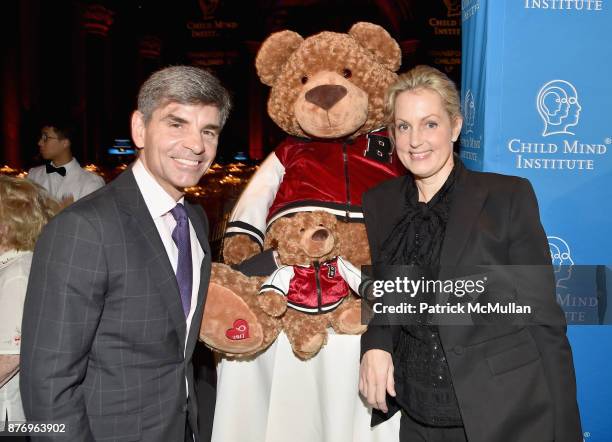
[170,203,192,318]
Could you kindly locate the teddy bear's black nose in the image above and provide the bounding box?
[305,85,347,111]
[311,229,329,241]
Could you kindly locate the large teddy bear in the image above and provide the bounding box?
[199,22,405,357]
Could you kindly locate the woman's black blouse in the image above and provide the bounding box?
[378,160,464,427]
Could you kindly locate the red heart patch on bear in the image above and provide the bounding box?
[226,319,250,341]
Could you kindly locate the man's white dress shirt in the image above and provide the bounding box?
[28,158,105,201]
[131,160,204,397]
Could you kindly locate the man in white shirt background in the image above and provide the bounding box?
[27,119,105,205]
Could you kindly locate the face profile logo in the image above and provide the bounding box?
[536,80,582,137]
[198,0,220,19]
[548,236,574,288]
[442,0,461,17]
[463,89,476,133]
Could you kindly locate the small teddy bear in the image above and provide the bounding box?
[257,211,366,360]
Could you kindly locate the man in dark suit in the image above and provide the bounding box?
[20,65,231,442]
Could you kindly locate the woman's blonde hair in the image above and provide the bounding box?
[0,175,60,251]
[384,65,462,131]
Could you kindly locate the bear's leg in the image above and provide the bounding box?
[329,296,367,335]
[200,283,263,354]
[282,309,329,360]
[199,263,281,356]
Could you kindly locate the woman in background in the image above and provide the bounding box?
[358,66,581,442]
[0,176,59,435]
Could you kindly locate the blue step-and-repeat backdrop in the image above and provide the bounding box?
[461,0,612,440]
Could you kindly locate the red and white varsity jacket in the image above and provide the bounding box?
[259,257,362,313]
[225,129,405,247]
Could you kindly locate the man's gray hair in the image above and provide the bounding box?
[137,65,232,127]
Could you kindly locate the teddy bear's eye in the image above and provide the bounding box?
[300,228,305,233]
[342,68,352,78]
[301,76,308,84]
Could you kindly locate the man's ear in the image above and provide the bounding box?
[451,116,463,142]
[131,111,146,148]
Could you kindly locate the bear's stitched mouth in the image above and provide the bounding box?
[300,122,362,139]
[297,108,367,138]
[305,116,352,130]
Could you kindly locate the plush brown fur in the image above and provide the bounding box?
[258,212,366,360]
[222,235,261,266]
[223,22,400,267]
[200,23,400,358]
[199,263,282,357]
[255,23,400,140]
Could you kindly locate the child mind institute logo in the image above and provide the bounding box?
[548,236,574,266]
[198,0,220,19]
[536,80,582,137]
[463,89,476,133]
[508,78,606,171]
[548,236,574,288]
[443,0,461,17]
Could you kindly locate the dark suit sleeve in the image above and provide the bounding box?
[190,203,217,442]
[360,190,394,358]
[508,178,582,441]
[20,210,107,441]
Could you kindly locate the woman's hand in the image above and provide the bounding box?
[359,349,396,413]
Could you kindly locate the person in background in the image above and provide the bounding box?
[27,118,105,205]
[358,65,581,442]
[0,176,59,439]
[20,65,230,442]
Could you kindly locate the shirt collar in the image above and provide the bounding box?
[51,157,78,173]
[132,159,184,219]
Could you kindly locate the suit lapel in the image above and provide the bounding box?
[440,167,488,267]
[184,203,211,359]
[113,170,187,348]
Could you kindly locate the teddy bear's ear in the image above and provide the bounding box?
[348,22,401,72]
[256,30,304,86]
[265,217,291,248]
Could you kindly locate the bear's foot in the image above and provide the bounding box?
[291,332,327,360]
[333,304,367,335]
[200,282,264,354]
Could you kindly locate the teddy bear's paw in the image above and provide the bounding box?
[258,291,288,317]
[335,305,368,335]
[199,283,264,354]
[222,235,262,266]
[292,332,327,360]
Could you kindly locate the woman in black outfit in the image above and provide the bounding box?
[358,65,581,442]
